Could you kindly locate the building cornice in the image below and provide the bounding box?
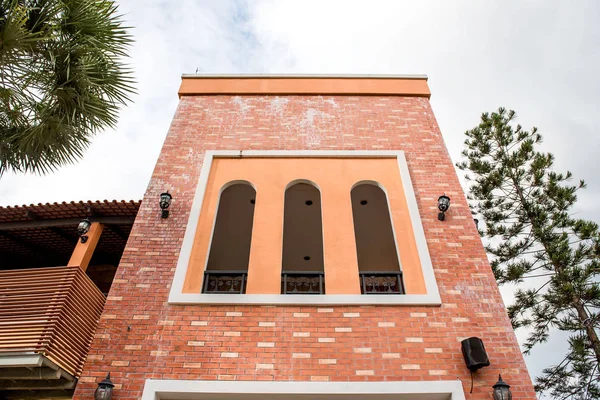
[178,74,431,98]
[181,73,428,79]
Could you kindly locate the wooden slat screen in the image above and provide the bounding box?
[0,266,106,377]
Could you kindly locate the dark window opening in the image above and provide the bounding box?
[203,183,256,293]
[281,182,325,294]
[351,183,404,294]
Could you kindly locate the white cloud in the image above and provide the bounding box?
[1,0,598,384]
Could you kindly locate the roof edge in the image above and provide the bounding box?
[179,74,431,98]
[181,73,428,80]
[0,199,141,211]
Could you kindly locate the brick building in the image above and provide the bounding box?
[0,75,536,399]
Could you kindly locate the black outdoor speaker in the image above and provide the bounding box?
[461,337,490,371]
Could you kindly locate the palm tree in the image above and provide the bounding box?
[0,0,134,174]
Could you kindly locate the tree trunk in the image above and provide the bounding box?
[572,296,600,365]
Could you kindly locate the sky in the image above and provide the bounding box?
[1,0,599,390]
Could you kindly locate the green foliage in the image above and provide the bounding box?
[457,108,600,398]
[0,0,134,174]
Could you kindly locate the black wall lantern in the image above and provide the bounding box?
[159,192,172,218]
[77,218,91,243]
[437,195,451,221]
[493,375,512,400]
[94,372,114,400]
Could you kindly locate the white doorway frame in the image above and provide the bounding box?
[141,380,466,400]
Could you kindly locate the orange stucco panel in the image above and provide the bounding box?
[178,77,430,98]
[183,158,427,295]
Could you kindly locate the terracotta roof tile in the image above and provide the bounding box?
[0,199,141,223]
[0,200,141,269]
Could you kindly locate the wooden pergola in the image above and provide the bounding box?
[0,200,140,270]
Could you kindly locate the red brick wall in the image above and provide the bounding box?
[73,95,536,399]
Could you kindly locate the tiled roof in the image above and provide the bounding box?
[0,200,141,270]
[0,199,140,223]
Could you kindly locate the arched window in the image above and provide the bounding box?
[351,182,404,294]
[281,181,325,294]
[203,182,256,294]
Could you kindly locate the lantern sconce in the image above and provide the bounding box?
[159,192,172,218]
[437,194,451,221]
[493,374,512,400]
[94,372,114,400]
[77,218,91,243]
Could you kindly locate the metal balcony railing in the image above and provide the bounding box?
[359,271,405,294]
[0,266,106,378]
[281,271,325,294]
[202,271,247,293]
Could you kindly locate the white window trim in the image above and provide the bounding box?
[168,150,441,306]
[141,379,466,400]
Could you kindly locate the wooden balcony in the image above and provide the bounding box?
[0,266,105,390]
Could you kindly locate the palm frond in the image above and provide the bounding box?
[0,0,135,175]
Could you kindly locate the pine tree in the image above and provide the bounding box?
[457,108,600,399]
[0,0,134,174]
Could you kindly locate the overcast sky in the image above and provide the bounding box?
[1,0,598,388]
